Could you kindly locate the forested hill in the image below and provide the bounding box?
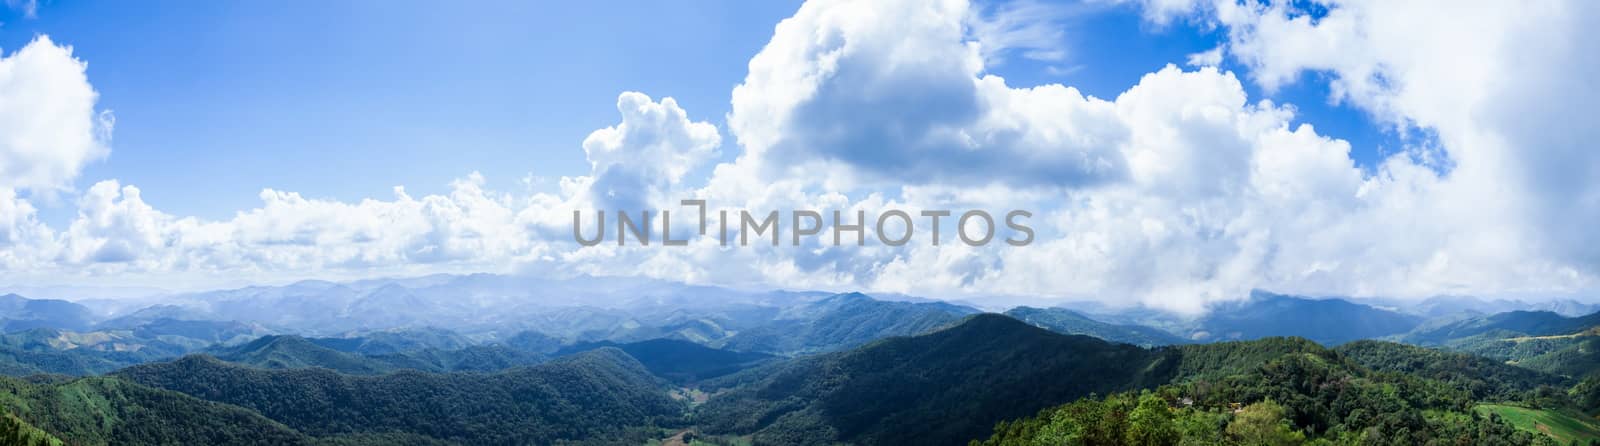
[695,313,1181,446]
[0,375,310,446]
[113,348,683,445]
[554,338,775,384]
[694,312,1591,446]
[972,339,1572,446]
[1402,310,1600,346]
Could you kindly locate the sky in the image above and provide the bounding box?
[0,0,1594,311]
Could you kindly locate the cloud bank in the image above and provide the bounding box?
[0,0,1595,311]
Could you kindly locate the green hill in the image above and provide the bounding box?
[208,335,545,375]
[974,342,1553,446]
[114,348,683,444]
[556,338,775,384]
[208,335,396,375]
[695,314,1179,446]
[1476,404,1600,444]
[0,375,310,445]
[1337,340,1571,400]
[0,411,62,446]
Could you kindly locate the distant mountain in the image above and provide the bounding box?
[1003,306,1189,347]
[116,349,683,444]
[1187,292,1423,344]
[306,327,472,355]
[125,274,812,338]
[556,338,775,384]
[695,314,1177,445]
[1400,310,1600,346]
[207,335,396,375]
[502,330,564,354]
[0,294,94,333]
[717,292,979,355]
[0,329,191,376]
[1064,292,1424,346]
[1370,295,1600,319]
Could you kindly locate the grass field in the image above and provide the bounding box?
[1476,404,1600,444]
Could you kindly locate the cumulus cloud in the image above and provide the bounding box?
[0,36,112,193]
[728,0,1127,189]
[578,91,721,211]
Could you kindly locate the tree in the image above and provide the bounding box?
[1226,400,1305,446]
[1126,393,1180,446]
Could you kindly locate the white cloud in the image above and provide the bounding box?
[0,36,112,194]
[727,0,1127,189]
[578,91,721,211]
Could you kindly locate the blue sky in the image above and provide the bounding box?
[1,0,1390,223]
[3,0,1587,308]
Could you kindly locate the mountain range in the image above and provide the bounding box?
[4,275,1600,444]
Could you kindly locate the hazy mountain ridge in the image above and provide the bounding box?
[1003,306,1190,347]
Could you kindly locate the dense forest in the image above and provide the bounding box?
[112,349,685,445]
[972,343,1569,445]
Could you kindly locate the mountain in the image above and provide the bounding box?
[695,314,1178,445]
[0,375,310,445]
[115,349,683,444]
[0,295,94,333]
[717,292,979,355]
[555,338,775,384]
[1003,306,1189,347]
[973,339,1553,446]
[364,344,546,373]
[1337,340,1571,400]
[1369,295,1600,319]
[0,329,192,376]
[207,335,397,375]
[696,310,1561,446]
[207,335,544,375]
[305,327,473,355]
[1400,310,1600,346]
[1066,292,1424,345]
[1188,292,1423,344]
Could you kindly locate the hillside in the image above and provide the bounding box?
[1004,306,1188,347]
[0,375,310,445]
[555,338,775,384]
[695,314,1178,445]
[207,335,397,375]
[1401,310,1600,346]
[1477,404,1600,445]
[718,292,977,355]
[0,295,94,333]
[973,352,1547,446]
[114,348,683,444]
[0,329,190,376]
[1337,340,1571,400]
